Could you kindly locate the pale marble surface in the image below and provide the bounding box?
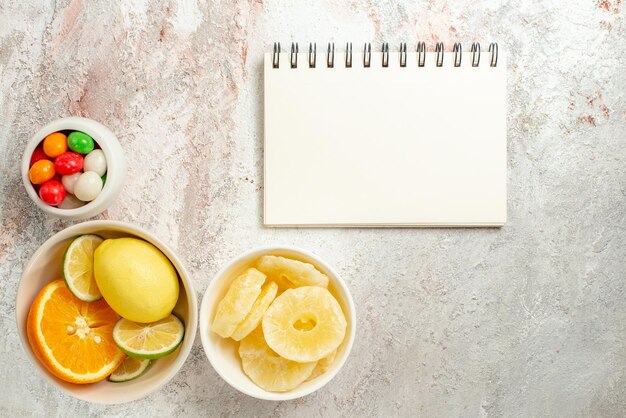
[1,0,625,416]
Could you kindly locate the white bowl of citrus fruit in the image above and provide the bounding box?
[200,246,355,400]
[15,221,197,404]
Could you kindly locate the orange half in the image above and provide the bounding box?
[27,279,125,384]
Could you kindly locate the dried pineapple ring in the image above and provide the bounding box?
[262,286,346,363]
[212,268,266,338]
[239,327,317,392]
[307,349,337,381]
[257,255,329,288]
[231,281,278,341]
[271,274,295,294]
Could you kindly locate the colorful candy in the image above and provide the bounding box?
[54,152,83,176]
[74,171,103,202]
[30,146,48,166]
[58,193,85,209]
[28,130,108,207]
[39,180,66,206]
[61,172,81,194]
[43,132,68,157]
[29,160,55,184]
[68,131,95,154]
[83,149,107,176]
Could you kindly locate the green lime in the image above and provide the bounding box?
[109,357,152,383]
[112,314,185,359]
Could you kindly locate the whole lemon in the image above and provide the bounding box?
[94,237,179,323]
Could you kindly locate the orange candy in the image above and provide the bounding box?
[28,160,55,184]
[27,280,124,384]
[43,132,68,157]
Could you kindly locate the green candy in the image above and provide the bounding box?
[67,131,95,154]
[101,173,107,186]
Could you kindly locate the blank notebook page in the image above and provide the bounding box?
[264,50,506,227]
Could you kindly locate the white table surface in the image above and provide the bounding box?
[0,1,624,416]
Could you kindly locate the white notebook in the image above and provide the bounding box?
[264,42,506,227]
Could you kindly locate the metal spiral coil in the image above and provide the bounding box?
[435,42,444,67]
[290,42,298,68]
[417,42,426,67]
[489,43,498,67]
[271,41,499,68]
[363,43,371,67]
[309,43,316,68]
[399,42,407,67]
[272,42,280,68]
[381,43,389,67]
[453,43,462,67]
[471,43,480,67]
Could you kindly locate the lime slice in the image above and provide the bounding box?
[63,234,104,301]
[109,357,152,383]
[113,314,185,359]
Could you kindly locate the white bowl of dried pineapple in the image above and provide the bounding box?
[199,246,355,400]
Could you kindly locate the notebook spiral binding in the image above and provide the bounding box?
[272,42,498,69]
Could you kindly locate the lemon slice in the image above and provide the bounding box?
[62,234,104,302]
[109,357,152,383]
[112,314,185,359]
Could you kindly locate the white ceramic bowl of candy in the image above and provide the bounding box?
[21,117,125,220]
